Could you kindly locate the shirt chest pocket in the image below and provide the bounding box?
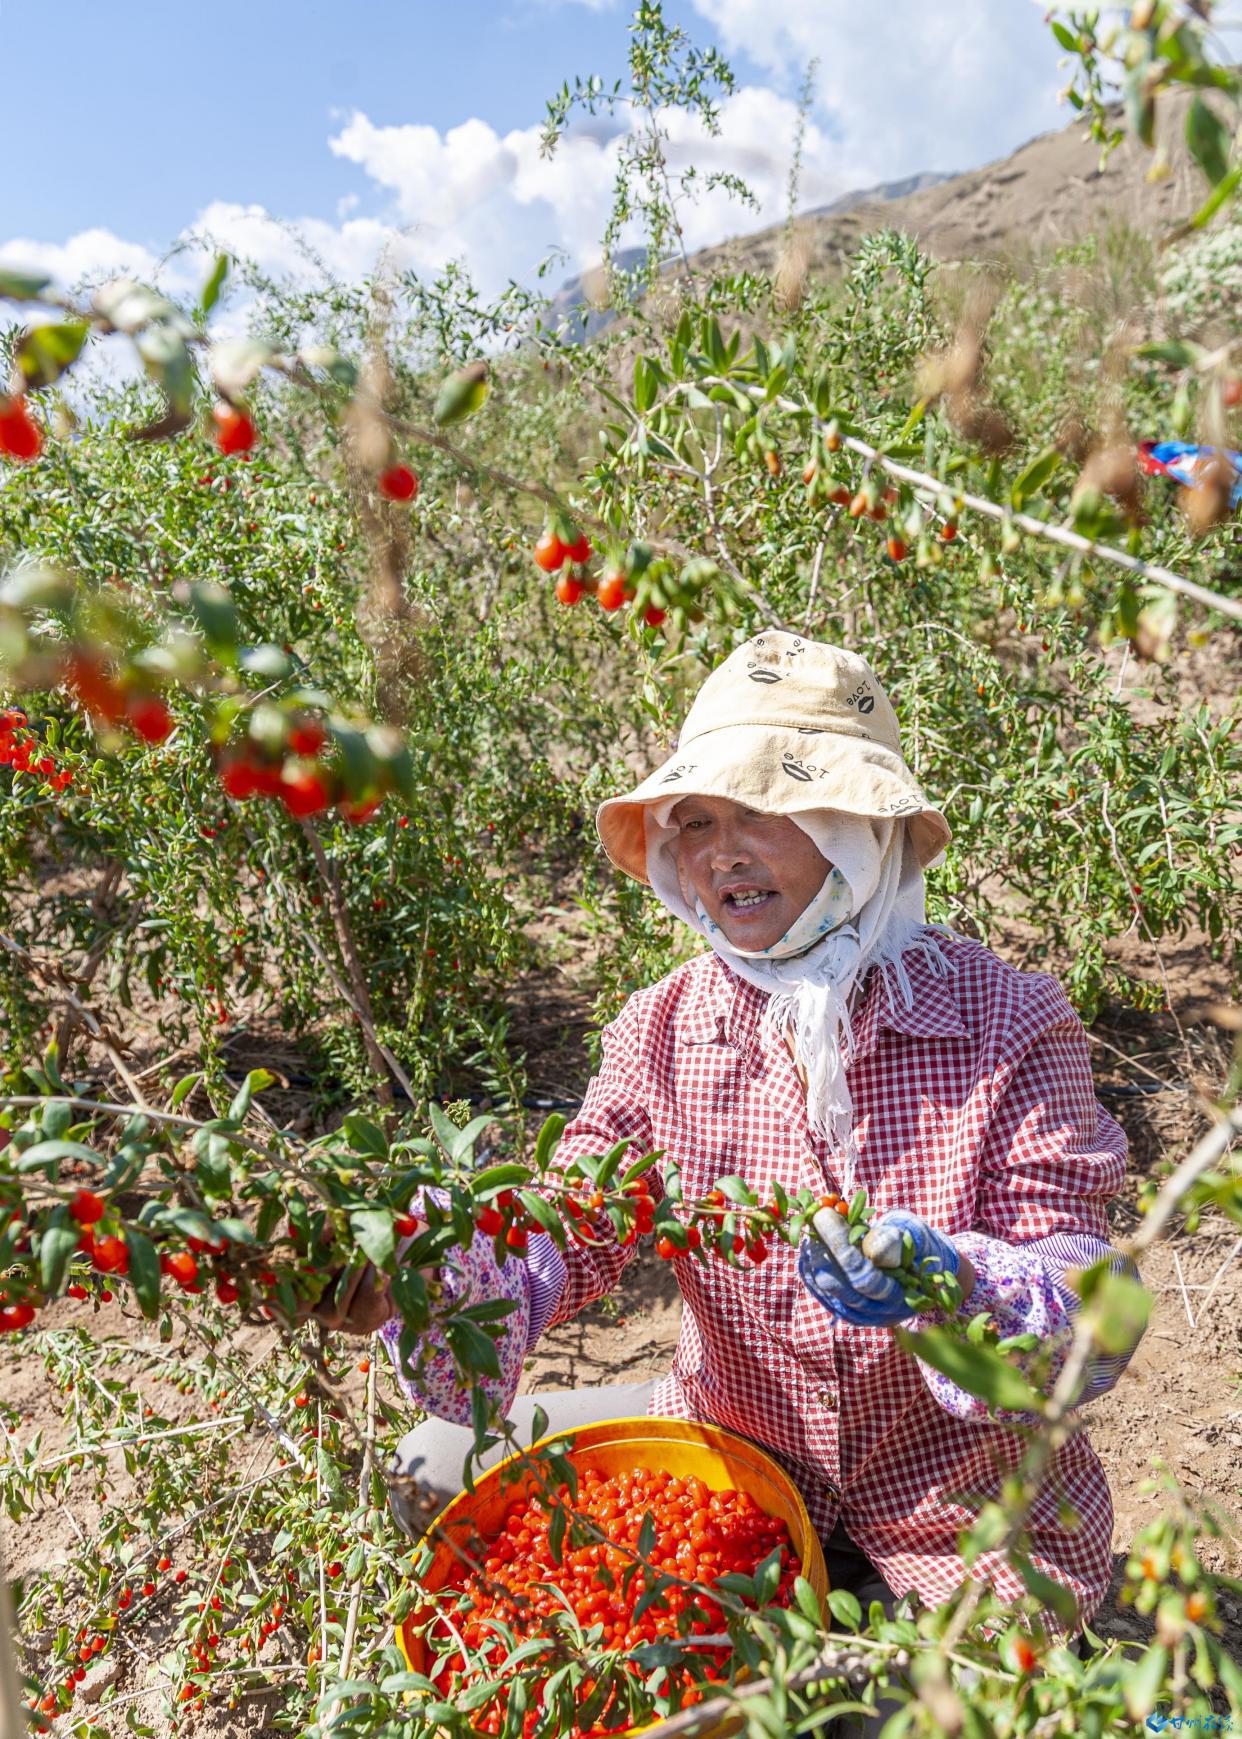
[661,1034,749,1199]
[658,1031,810,1207]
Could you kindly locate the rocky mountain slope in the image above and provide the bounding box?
[552,86,1216,332]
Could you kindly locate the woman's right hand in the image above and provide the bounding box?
[302,1261,396,1336]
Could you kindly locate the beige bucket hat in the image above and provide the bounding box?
[596,630,951,886]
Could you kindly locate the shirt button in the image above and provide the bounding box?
[818,1389,837,1410]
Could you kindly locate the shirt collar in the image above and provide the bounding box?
[677,932,969,1058]
[844,937,970,1061]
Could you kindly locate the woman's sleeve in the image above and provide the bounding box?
[378,1189,535,1426]
[379,994,654,1420]
[539,997,656,1330]
[902,978,1146,1425]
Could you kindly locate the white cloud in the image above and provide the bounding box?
[325,84,854,291]
[687,0,1065,194]
[0,228,163,294]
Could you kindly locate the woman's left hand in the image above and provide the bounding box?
[797,1207,963,1327]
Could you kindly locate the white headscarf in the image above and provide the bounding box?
[644,802,950,1197]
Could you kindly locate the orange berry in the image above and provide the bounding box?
[596,572,626,611]
[0,396,43,462]
[533,532,566,572]
[211,403,256,456]
[377,463,418,502]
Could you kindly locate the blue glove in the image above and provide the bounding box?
[797,1206,961,1328]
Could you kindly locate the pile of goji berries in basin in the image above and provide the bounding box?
[427,1464,802,1738]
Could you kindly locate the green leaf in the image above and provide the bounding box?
[326,720,376,800]
[965,1309,993,1344]
[93,278,193,336]
[238,644,293,680]
[634,356,659,414]
[17,1139,99,1171]
[380,1672,434,1695]
[532,1114,567,1173]
[548,1503,567,1566]
[40,1218,79,1296]
[702,316,727,372]
[15,321,89,390]
[1134,339,1205,369]
[595,1139,634,1190]
[198,254,229,317]
[754,1546,781,1605]
[825,1589,862,1630]
[1125,68,1156,149]
[793,1575,823,1626]
[1123,1644,1169,1721]
[125,1229,162,1321]
[170,1073,202,1109]
[517,1190,567,1252]
[620,1150,663,1190]
[1083,1271,1151,1356]
[1188,161,1242,229]
[149,1206,219,1245]
[637,1513,656,1560]
[0,268,52,302]
[1050,20,1078,51]
[40,1101,73,1141]
[427,1101,462,1156]
[893,1324,1046,1416]
[365,722,417,801]
[349,1208,396,1271]
[1186,96,1232,187]
[447,1115,493,1162]
[764,362,789,402]
[228,1069,274,1122]
[472,1162,531,1196]
[343,1114,387,1160]
[1013,1555,1080,1625]
[189,582,239,661]
[135,322,194,415]
[210,337,271,398]
[433,361,489,426]
[1010,446,1062,510]
[445,1317,501,1382]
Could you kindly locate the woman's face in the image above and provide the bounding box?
[667,795,833,950]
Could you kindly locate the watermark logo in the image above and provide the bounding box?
[1146,1713,1235,1732]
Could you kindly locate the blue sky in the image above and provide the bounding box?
[5,1,1068,303]
[11,0,733,244]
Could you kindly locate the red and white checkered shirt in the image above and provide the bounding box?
[535,925,1137,1635]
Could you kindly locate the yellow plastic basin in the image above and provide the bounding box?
[398,1415,830,1733]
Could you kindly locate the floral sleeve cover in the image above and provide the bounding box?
[901,1230,1139,1425]
[378,1188,567,1425]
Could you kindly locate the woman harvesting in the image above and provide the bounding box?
[367,632,1142,1650]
